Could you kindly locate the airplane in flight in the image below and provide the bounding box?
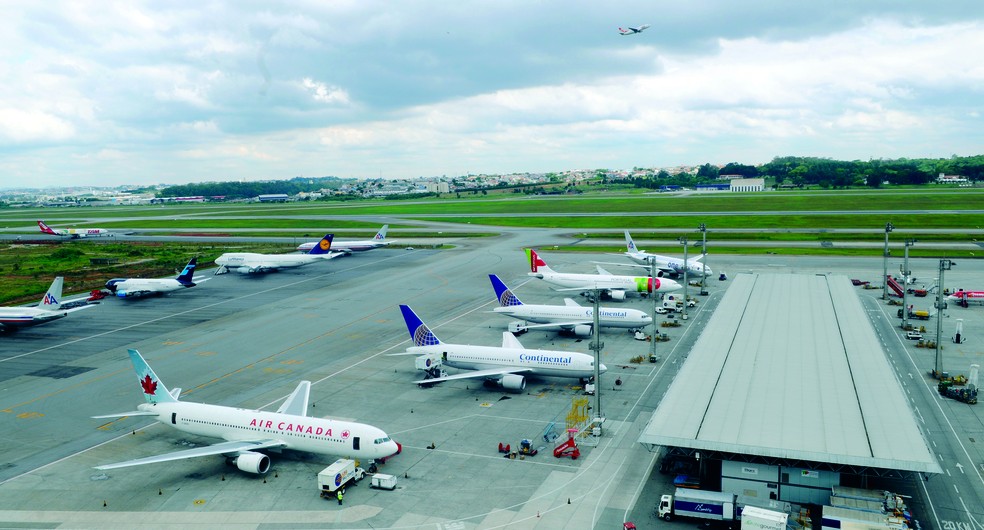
[948,289,984,307]
[526,248,681,300]
[395,305,605,392]
[621,231,711,278]
[93,349,401,475]
[0,277,95,332]
[296,225,395,254]
[214,234,338,274]
[489,274,651,336]
[618,24,651,35]
[104,257,209,298]
[38,220,113,239]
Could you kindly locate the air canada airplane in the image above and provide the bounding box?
[93,349,401,475]
[489,274,651,336]
[621,231,711,278]
[214,234,338,274]
[38,219,112,238]
[0,277,94,331]
[526,248,681,300]
[105,257,208,298]
[296,225,394,253]
[618,24,651,35]
[394,305,605,392]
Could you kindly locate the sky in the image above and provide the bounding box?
[1,1,982,188]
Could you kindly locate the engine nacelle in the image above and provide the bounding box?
[235,267,254,275]
[608,289,626,301]
[498,374,526,392]
[572,324,593,337]
[233,451,271,474]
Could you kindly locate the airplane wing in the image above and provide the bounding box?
[413,367,534,385]
[595,265,613,276]
[91,411,160,419]
[512,320,591,330]
[563,298,582,307]
[95,439,286,471]
[276,381,310,416]
[501,331,524,349]
[593,260,674,275]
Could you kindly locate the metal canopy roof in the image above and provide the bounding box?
[638,273,941,474]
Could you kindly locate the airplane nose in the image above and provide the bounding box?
[599,363,608,374]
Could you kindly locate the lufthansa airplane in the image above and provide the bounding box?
[296,225,394,254]
[214,234,338,274]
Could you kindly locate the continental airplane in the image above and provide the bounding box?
[394,305,605,392]
[214,234,338,274]
[296,224,394,253]
[618,24,650,35]
[0,277,95,331]
[621,231,711,278]
[38,219,112,238]
[105,257,209,298]
[93,349,401,475]
[489,274,651,336]
[526,248,681,301]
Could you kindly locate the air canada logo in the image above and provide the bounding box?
[140,374,158,395]
[319,239,331,251]
[341,430,351,439]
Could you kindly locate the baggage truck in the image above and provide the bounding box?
[318,459,366,497]
[658,488,737,522]
[370,473,398,490]
[741,506,788,530]
[831,486,908,513]
[821,506,909,530]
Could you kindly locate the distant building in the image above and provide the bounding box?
[729,178,764,192]
[937,173,969,185]
[695,183,731,191]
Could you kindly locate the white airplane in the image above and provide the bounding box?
[215,234,338,274]
[489,274,651,336]
[526,248,681,301]
[104,257,209,298]
[38,219,113,239]
[621,231,711,278]
[618,24,651,35]
[296,225,395,254]
[93,349,401,475]
[0,277,95,332]
[394,305,605,392]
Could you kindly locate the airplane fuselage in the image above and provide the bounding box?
[493,304,651,329]
[215,252,328,274]
[297,240,382,252]
[530,270,679,294]
[107,278,192,298]
[626,252,711,277]
[139,401,400,460]
[407,344,602,380]
[0,308,68,329]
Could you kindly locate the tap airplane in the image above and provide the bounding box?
[526,248,681,301]
[104,257,209,298]
[0,277,95,331]
[93,349,401,475]
[948,289,984,307]
[38,219,113,239]
[215,234,338,274]
[296,225,395,254]
[621,231,711,278]
[489,274,651,336]
[395,305,605,392]
[618,24,651,35]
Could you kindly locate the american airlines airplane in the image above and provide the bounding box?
[489,274,651,336]
[214,234,338,274]
[93,349,401,475]
[526,248,681,300]
[622,231,711,278]
[395,305,605,392]
[0,277,94,331]
[38,220,113,238]
[296,225,394,253]
[105,257,209,298]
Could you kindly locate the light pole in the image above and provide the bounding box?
[698,223,708,294]
[680,236,689,321]
[883,222,894,299]
[935,259,953,374]
[649,256,659,363]
[588,288,604,433]
[901,239,915,329]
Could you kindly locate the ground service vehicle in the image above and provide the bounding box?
[905,331,923,340]
[658,488,737,522]
[318,459,366,496]
[370,473,398,490]
[821,506,909,530]
[740,506,788,530]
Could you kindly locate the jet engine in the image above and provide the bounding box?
[232,451,271,474]
[572,324,593,337]
[498,374,527,392]
[235,267,254,274]
[608,289,626,301]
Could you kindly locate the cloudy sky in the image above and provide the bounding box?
[1,1,981,188]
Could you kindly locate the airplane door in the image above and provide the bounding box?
[353,437,360,451]
[171,413,177,425]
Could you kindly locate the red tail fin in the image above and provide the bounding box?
[38,220,56,235]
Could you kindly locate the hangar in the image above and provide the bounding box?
[638,273,941,505]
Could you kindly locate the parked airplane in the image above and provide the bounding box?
[621,231,711,278]
[214,234,338,274]
[948,289,984,307]
[38,220,112,238]
[104,257,209,298]
[489,274,651,336]
[395,305,605,392]
[618,24,650,35]
[296,225,395,253]
[93,349,400,475]
[0,277,94,331]
[526,248,681,300]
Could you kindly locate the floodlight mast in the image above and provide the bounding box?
[883,222,894,300]
[935,259,953,373]
[587,287,604,434]
[901,239,915,330]
[698,223,708,294]
[648,256,659,363]
[680,236,689,321]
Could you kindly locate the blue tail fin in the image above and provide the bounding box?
[489,274,523,307]
[127,349,177,404]
[399,305,441,346]
[175,257,197,285]
[307,234,334,255]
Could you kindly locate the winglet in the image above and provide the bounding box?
[276,381,311,416]
[175,257,198,286]
[127,349,177,404]
[307,234,334,255]
[399,305,441,346]
[38,220,57,235]
[489,274,523,307]
[39,277,64,310]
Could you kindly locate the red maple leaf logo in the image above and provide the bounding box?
[140,374,158,395]
[341,430,351,439]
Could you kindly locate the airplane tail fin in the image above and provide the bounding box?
[525,249,551,273]
[175,257,198,285]
[489,274,523,307]
[39,276,64,310]
[38,220,57,235]
[374,225,389,241]
[307,234,334,255]
[624,231,638,253]
[127,349,177,404]
[399,305,442,346]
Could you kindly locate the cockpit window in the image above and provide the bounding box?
[374,437,391,444]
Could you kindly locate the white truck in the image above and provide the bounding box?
[658,488,738,522]
[821,506,909,530]
[740,506,788,530]
[831,485,908,513]
[370,473,398,490]
[318,459,366,497]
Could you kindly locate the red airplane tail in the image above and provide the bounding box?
[37,220,57,235]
